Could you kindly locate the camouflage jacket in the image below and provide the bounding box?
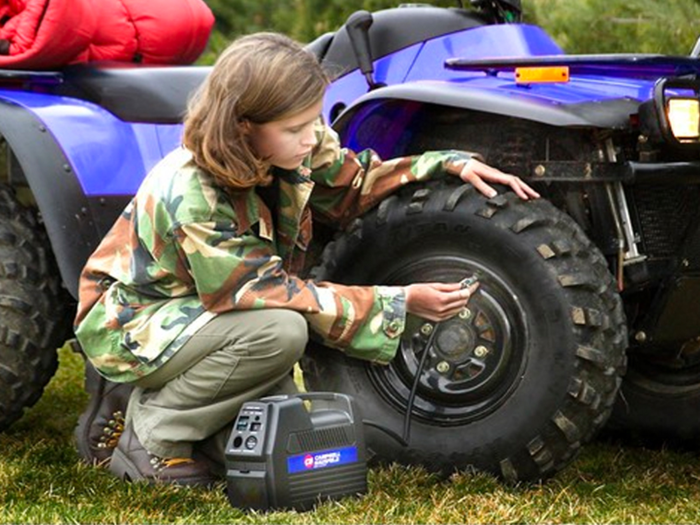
[74,122,473,382]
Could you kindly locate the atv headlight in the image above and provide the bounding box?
[642,77,700,147]
[667,98,700,141]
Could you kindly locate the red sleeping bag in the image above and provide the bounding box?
[0,0,214,69]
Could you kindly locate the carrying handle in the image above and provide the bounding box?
[264,391,356,414]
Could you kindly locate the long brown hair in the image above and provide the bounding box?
[183,33,329,190]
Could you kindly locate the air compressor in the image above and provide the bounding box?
[224,392,367,511]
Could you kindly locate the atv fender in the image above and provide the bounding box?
[333,82,641,134]
[0,92,173,298]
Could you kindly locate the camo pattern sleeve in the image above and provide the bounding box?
[307,121,475,226]
[75,147,406,383]
[174,218,407,366]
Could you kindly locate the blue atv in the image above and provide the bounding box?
[1,0,699,482]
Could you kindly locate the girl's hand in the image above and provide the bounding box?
[404,281,480,322]
[452,157,540,201]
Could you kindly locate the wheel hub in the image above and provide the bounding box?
[405,296,510,399]
[367,261,528,426]
[435,320,475,362]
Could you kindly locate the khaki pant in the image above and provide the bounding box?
[126,309,308,459]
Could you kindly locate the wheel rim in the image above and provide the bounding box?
[367,255,529,426]
[626,343,700,396]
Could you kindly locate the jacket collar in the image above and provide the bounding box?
[228,166,314,243]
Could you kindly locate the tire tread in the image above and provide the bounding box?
[0,184,69,432]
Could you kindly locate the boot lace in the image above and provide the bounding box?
[98,410,125,450]
[149,456,195,471]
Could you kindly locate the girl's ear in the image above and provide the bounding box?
[239,119,251,134]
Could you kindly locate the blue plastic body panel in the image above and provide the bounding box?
[324,23,677,154]
[323,24,565,122]
[0,23,686,198]
[0,89,181,196]
[322,23,690,147]
[0,89,182,294]
[1,23,695,198]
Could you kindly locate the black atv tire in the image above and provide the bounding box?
[302,181,627,482]
[608,354,700,444]
[0,185,71,432]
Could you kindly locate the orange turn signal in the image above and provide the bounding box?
[515,66,570,84]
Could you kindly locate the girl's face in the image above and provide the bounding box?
[247,100,323,171]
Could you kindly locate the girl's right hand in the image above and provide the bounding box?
[404,281,479,322]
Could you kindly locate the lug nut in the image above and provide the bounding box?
[474,345,489,358]
[459,308,472,320]
[420,323,434,336]
[436,361,450,374]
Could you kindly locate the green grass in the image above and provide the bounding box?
[2,347,700,524]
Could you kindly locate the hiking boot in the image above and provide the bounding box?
[109,425,218,487]
[74,358,133,466]
[194,429,228,479]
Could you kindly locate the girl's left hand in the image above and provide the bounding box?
[454,158,540,201]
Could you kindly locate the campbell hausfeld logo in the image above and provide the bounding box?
[287,446,358,474]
